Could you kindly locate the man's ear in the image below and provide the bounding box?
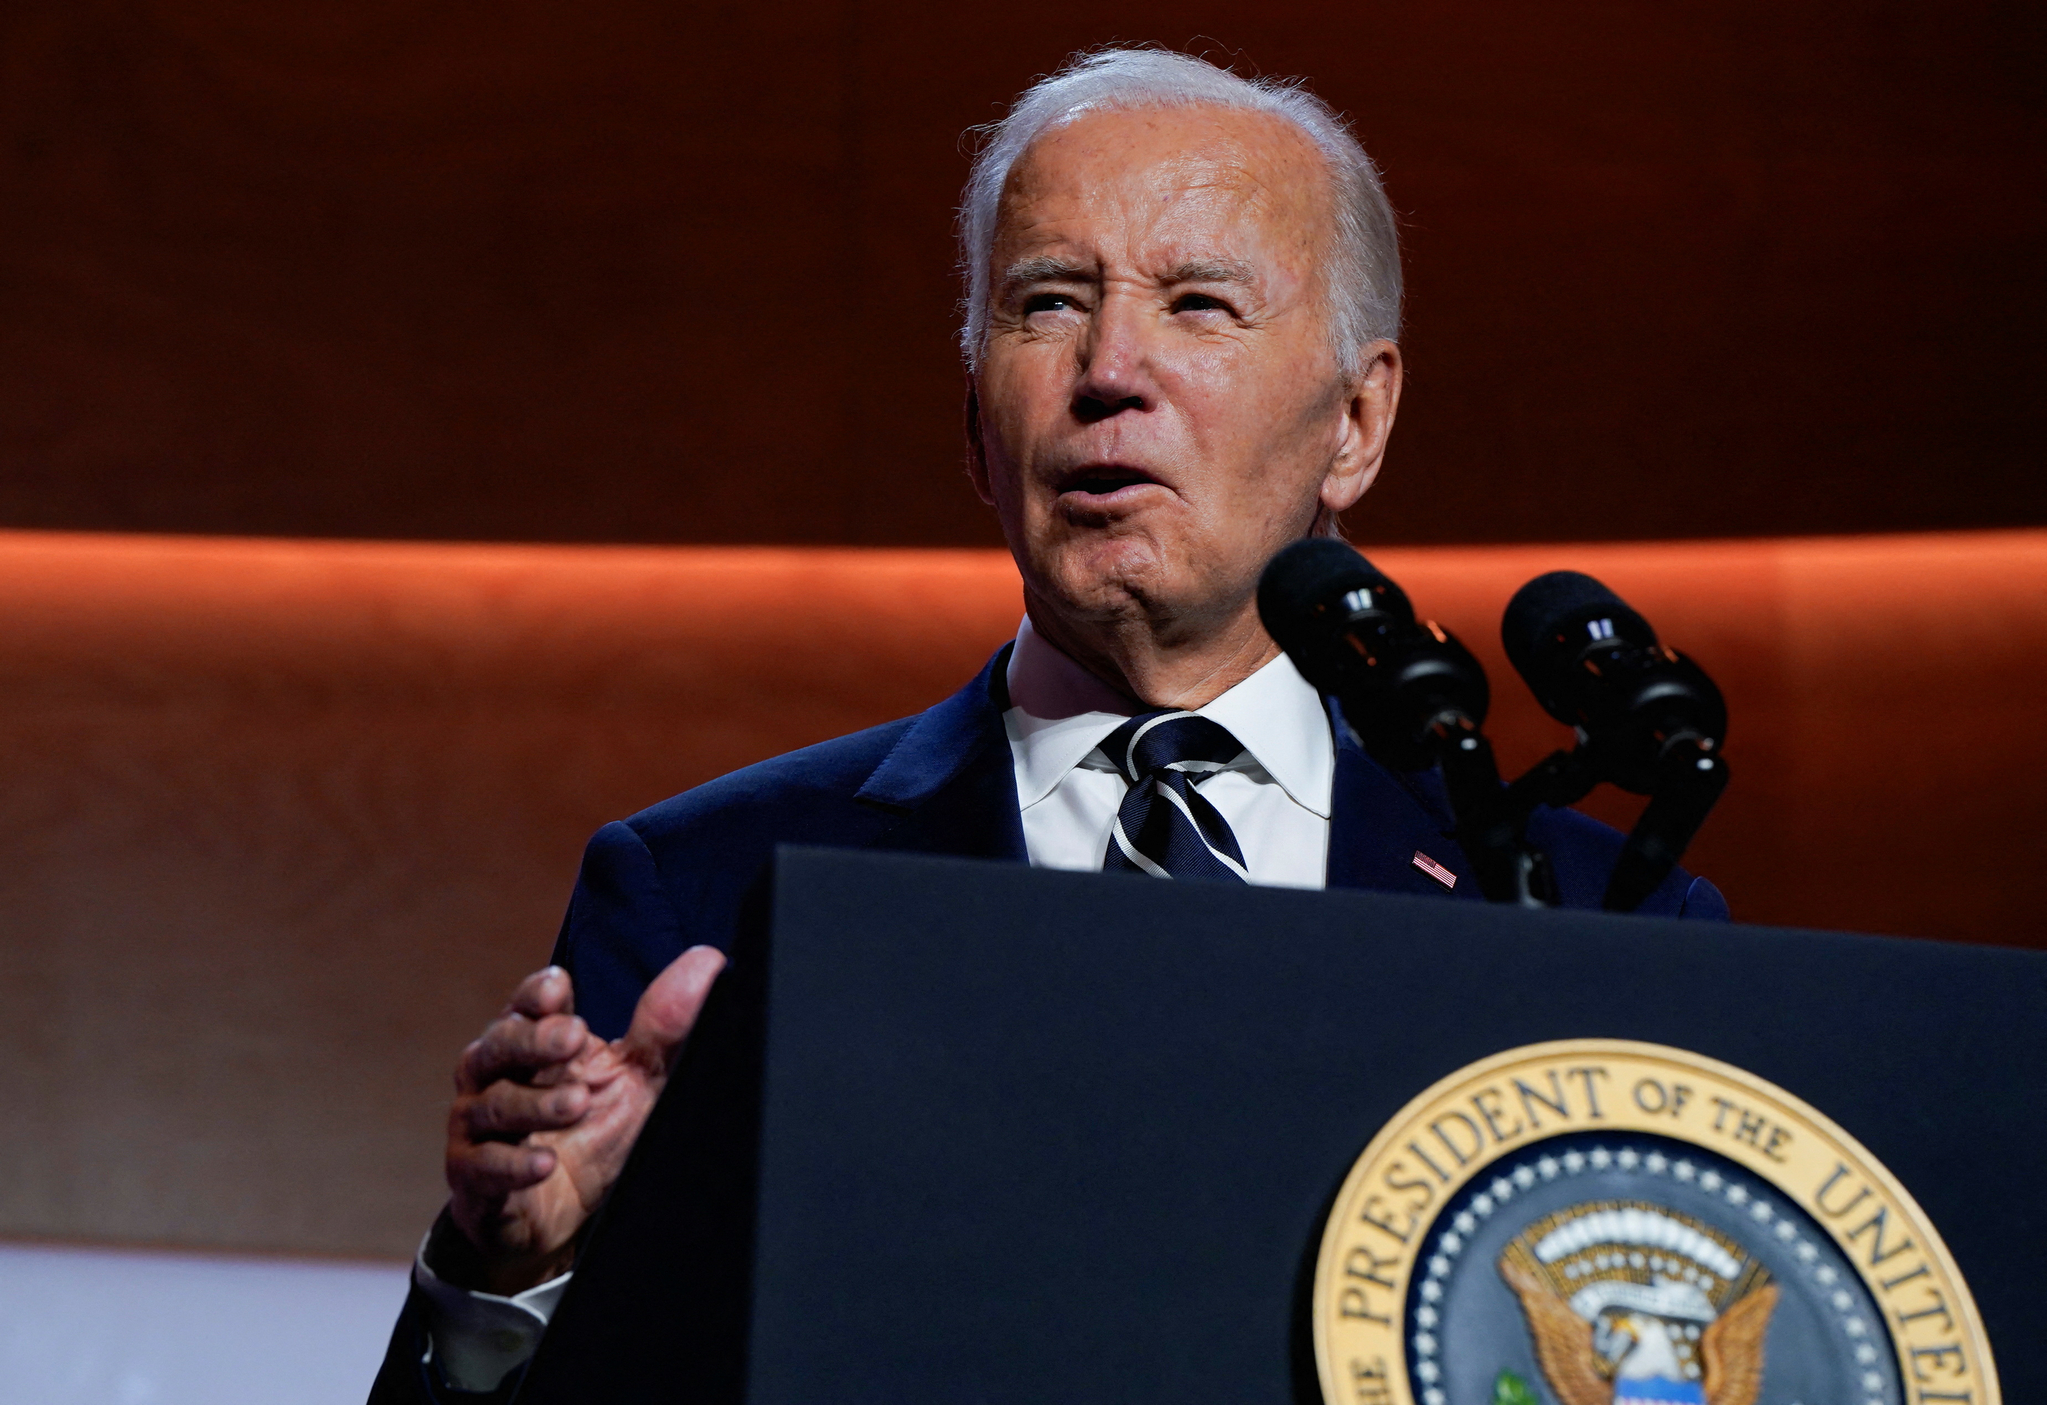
[964,374,996,506]
[1320,340,1403,516]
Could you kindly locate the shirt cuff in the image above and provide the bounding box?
[412,1227,573,1394]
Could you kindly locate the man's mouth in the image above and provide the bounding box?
[1057,465,1164,501]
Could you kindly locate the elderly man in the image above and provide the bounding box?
[371,47,1723,1402]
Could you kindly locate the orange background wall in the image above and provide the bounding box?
[4,529,2041,1258]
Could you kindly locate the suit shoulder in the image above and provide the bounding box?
[621,715,919,849]
[1524,803,1626,868]
[1524,804,1726,919]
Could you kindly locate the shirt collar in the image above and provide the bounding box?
[1003,616,1140,809]
[1195,644,1335,818]
[1002,615,1335,818]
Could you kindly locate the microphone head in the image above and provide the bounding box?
[1502,571,1660,725]
[1257,538,1412,661]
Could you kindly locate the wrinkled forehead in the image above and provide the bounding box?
[991,104,1338,270]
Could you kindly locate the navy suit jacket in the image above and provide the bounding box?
[372,646,1724,1402]
[552,646,1724,1039]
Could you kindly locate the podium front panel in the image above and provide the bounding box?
[523,848,2043,1403]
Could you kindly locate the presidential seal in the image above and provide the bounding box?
[1311,1040,1997,1405]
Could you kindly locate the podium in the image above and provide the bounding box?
[515,849,2043,1403]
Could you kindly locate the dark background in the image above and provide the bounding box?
[3,1,2041,548]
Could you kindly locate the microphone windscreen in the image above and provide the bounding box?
[1256,539,1405,654]
[1501,571,1657,686]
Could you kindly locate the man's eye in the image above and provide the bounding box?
[1023,292,1078,315]
[1172,292,1232,315]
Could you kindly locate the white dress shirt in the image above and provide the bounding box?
[411,1227,571,1392]
[416,618,1338,1382]
[1005,615,1333,887]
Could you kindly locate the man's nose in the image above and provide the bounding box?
[1070,295,1155,424]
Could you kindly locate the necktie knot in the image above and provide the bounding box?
[1098,710,1250,883]
[1101,710,1247,786]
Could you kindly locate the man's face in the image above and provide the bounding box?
[969,104,1397,645]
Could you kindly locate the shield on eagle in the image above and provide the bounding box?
[1498,1201,1778,1405]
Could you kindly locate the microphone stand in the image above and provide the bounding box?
[1495,570,1732,914]
[1601,737,1730,912]
[1263,549,1728,914]
[1420,713,1565,909]
[1466,734,1729,914]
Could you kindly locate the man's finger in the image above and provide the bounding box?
[457,1080,591,1141]
[455,1011,590,1093]
[449,1139,558,1199]
[618,946,727,1076]
[506,965,575,1021]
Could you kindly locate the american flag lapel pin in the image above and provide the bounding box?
[1412,850,1457,889]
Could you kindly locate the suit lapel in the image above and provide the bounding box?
[854,645,1028,864]
[1324,699,1483,902]
[850,655,1481,897]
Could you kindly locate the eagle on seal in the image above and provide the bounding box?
[1498,1202,1777,1405]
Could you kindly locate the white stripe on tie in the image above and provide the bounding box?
[1155,781,1253,882]
[1111,818,1173,878]
[1121,710,1199,778]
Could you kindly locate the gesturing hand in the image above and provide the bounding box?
[442,946,727,1294]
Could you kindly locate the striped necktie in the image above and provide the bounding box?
[1099,710,1250,882]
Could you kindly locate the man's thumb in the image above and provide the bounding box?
[619,945,727,1075]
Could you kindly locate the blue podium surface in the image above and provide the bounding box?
[518,848,2043,1404]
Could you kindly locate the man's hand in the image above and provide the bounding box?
[442,947,727,1295]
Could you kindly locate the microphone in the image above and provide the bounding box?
[1258,538,1488,772]
[1501,572,1730,912]
[1260,539,1556,905]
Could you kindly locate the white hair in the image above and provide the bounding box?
[957,47,1402,377]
